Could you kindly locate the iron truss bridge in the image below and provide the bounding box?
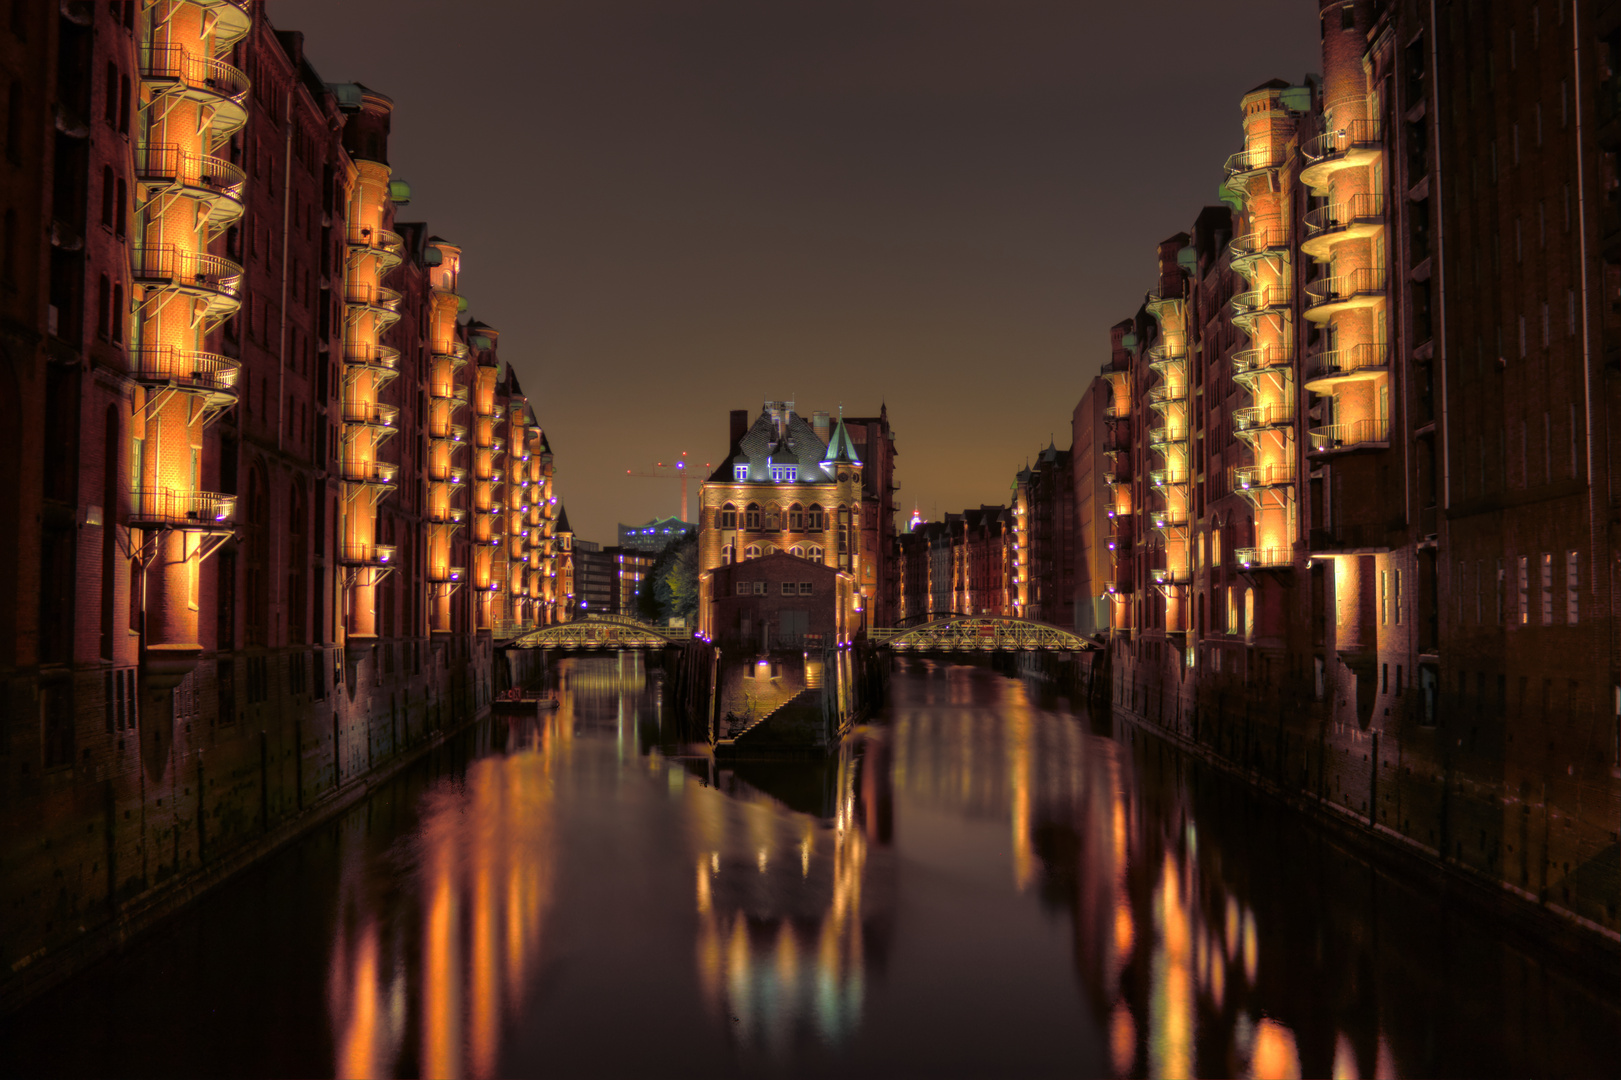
[870,616,1100,653]
[508,614,690,651]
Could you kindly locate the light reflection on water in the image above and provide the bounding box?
[10,655,1621,1078]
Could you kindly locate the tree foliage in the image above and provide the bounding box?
[635,529,697,625]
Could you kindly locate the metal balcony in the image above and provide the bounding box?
[1145,286,1185,325]
[1229,228,1289,280]
[1152,566,1192,585]
[1307,417,1392,454]
[427,506,468,524]
[1301,193,1385,259]
[1300,119,1384,189]
[1147,382,1187,406]
[429,464,468,485]
[1230,284,1292,325]
[1147,424,1187,448]
[428,565,467,584]
[1223,145,1283,179]
[130,345,239,404]
[1304,267,1386,322]
[339,543,397,566]
[344,282,403,317]
[133,143,246,226]
[1233,463,1296,491]
[1151,509,1189,531]
[130,245,242,320]
[340,458,398,485]
[347,225,405,271]
[432,341,472,369]
[198,0,253,49]
[430,421,469,443]
[1232,403,1295,432]
[1232,345,1294,385]
[1236,546,1293,570]
[129,488,235,529]
[138,46,250,134]
[343,401,400,430]
[1303,341,1390,392]
[1148,468,1188,487]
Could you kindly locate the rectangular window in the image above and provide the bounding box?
[1518,555,1529,624]
[753,581,766,596]
[733,464,748,481]
[769,464,797,483]
[781,581,795,596]
[1541,553,1554,624]
[799,582,813,596]
[736,581,749,596]
[1380,570,1388,625]
[1567,550,1580,624]
[1394,568,1403,625]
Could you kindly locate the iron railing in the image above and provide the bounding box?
[129,488,236,527]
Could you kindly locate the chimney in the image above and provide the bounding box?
[730,409,748,449]
[812,411,830,442]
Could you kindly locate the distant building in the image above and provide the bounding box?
[617,516,697,553]
[605,547,658,616]
[1073,366,1116,635]
[574,540,615,615]
[897,506,1013,622]
[1011,443,1075,625]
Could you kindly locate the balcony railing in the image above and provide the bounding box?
[344,282,403,312]
[1147,383,1187,405]
[1151,509,1189,530]
[130,346,240,397]
[1223,146,1283,177]
[1104,470,1130,486]
[427,506,468,524]
[1228,228,1289,261]
[429,465,468,484]
[1308,417,1392,453]
[341,341,399,369]
[339,543,397,566]
[133,143,246,222]
[1233,463,1296,490]
[1232,345,1294,378]
[1307,342,1389,382]
[1148,468,1188,487]
[139,46,250,105]
[1233,403,1295,431]
[1236,546,1293,569]
[429,421,468,442]
[428,566,468,584]
[1231,284,1292,319]
[343,402,399,427]
[1302,119,1384,166]
[340,459,398,484]
[1303,193,1385,238]
[129,488,236,528]
[1147,424,1187,447]
[1304,267,1386,314]
[347,225,405,258]
[1152,566,1192,585]
[1104,403,1130,421]
[130,245,243,303]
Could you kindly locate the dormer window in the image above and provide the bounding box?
[734,464,749,481]
[770,464,797,482]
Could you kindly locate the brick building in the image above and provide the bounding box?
[700,551,854,650]
[896,506,1014,621]
[1072,374,1112,635]
[0,1,565,998]
[1094,0,1621,937]
[1011,442,1075,625]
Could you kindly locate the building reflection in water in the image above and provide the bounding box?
[326,677,570,1080]
[693,731,894,1061]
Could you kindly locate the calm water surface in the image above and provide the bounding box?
[5,656,1619,1078]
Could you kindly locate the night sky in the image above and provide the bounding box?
[267,0,1319,545]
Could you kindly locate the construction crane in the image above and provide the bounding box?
[624,452,710,523]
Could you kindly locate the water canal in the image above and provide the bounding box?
[5,656,1618,1078]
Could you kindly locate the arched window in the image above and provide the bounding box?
[789,546,804,557]
[788,503,803,531]
[745,503,760,530]
[744,544,761,559]
[807,504,824,531]
[720,503,736,529]
[721,543,733,564]
[764,544,776,556]
[808,545,823,560]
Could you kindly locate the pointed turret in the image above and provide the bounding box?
[823,412,862,466]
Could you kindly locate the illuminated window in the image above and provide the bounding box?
[720,503,736,528]
[770,464,797,482]
[1541,552,1554,624]
[734,463,748,481]
[1517,555,1529,624]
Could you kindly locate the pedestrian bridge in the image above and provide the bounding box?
[869,616,1099,653]
[508,614,690,651]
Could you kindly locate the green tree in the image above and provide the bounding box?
[665,538,700,623]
